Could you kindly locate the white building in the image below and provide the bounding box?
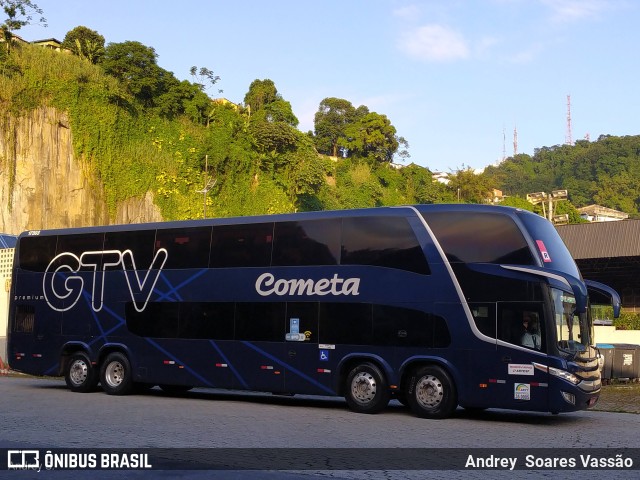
[578,205,629,222]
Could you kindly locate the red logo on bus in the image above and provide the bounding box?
[536,240,552,262]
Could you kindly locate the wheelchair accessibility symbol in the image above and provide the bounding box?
[319,350,329,361]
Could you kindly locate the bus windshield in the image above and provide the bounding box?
[553,288,592,354]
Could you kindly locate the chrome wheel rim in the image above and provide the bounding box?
[105,361,125,388]
[415,375,444,410]
[351,371,377,405]
[69,359,88,386]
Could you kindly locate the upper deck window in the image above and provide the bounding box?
[423,212,535,265]
[341,216,430,274]
[155,227,212,269]
[272,219,340,266]
[210,223,274,268]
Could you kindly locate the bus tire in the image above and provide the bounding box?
[407,365,457,419]
[100,352,134,396]
[345,362,390,414]
[64,352,98,393]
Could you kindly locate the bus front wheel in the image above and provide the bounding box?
[100,352,134,396]
[345,362,390,414]
[407,365,457,419]
[65,353,98,393]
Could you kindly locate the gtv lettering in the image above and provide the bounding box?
[255,272,360,297]
[43,249,168,312]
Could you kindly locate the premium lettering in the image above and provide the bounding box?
[255,273,360,297]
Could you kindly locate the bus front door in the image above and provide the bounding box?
[467,301,550,412]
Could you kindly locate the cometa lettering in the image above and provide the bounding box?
[255,273,360,297]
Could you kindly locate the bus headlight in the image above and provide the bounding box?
[548,366,580,385]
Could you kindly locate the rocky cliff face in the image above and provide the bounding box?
[0,107,162,235]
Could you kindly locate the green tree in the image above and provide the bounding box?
[343,111,399,163]
[1,0,46,52]
[244,78,279,113]
[62,26,104,63]
[401,164,454,204]
[262,99,298,127]
[313,97,357,157]
[447,166,493,203]
[101,41,164,106]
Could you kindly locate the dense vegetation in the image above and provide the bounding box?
[0,39,457,219]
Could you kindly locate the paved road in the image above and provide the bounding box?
[1,376,638,479]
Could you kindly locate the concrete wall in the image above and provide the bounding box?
[594,325,640,346]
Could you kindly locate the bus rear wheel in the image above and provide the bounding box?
[407,365,457,419]
[65,353,98,393]
[100,352,134,396]
[345,362,390,414]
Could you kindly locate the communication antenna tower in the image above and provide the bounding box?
[565,95,572,145]
[513,126,518,156]
[502,127,506,161]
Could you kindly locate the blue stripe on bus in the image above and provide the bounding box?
[144,337,214,387]
[154,269,208,302]
[208,340,249,389]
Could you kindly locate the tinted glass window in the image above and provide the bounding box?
[104,230,158,270]
[424,212,534,264]
[319,303,373,345]
[210,223,273,268]
[497,302,545,351]
[517,209,581,277]
[179,302,235,340]
[341,216,429,274]
[272,220,340,266]
[126,302,180,338]
[18,235,58,271]
[372,305,450,347]
[56,233,105,256]
[155,227,212,269]
[235,302,285,341]
[55,233,106,272]
[372,305,451,347]
[127,302,235,340]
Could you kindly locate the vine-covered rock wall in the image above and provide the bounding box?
[0,107,161,234]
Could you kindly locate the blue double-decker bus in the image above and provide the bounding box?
[7,205,619,418]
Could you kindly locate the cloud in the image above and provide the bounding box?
[393,4,422,19]
[540,0,610,22]
[398,24,470,61]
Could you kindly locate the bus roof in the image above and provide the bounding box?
[17,204,539,238]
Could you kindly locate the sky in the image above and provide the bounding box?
[15,0,640,173]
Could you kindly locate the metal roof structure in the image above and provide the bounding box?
[557,220,640,259]
[557,220,640,311]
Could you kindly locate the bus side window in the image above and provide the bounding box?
[272,220,340,266]
[497,306,544,351]
[18,236,58,271]
[155,227,212,269]
[104,230,157,269]
[341,216,430,275]
[211,223,273,268]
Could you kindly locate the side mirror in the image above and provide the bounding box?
[585,279,621,318]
